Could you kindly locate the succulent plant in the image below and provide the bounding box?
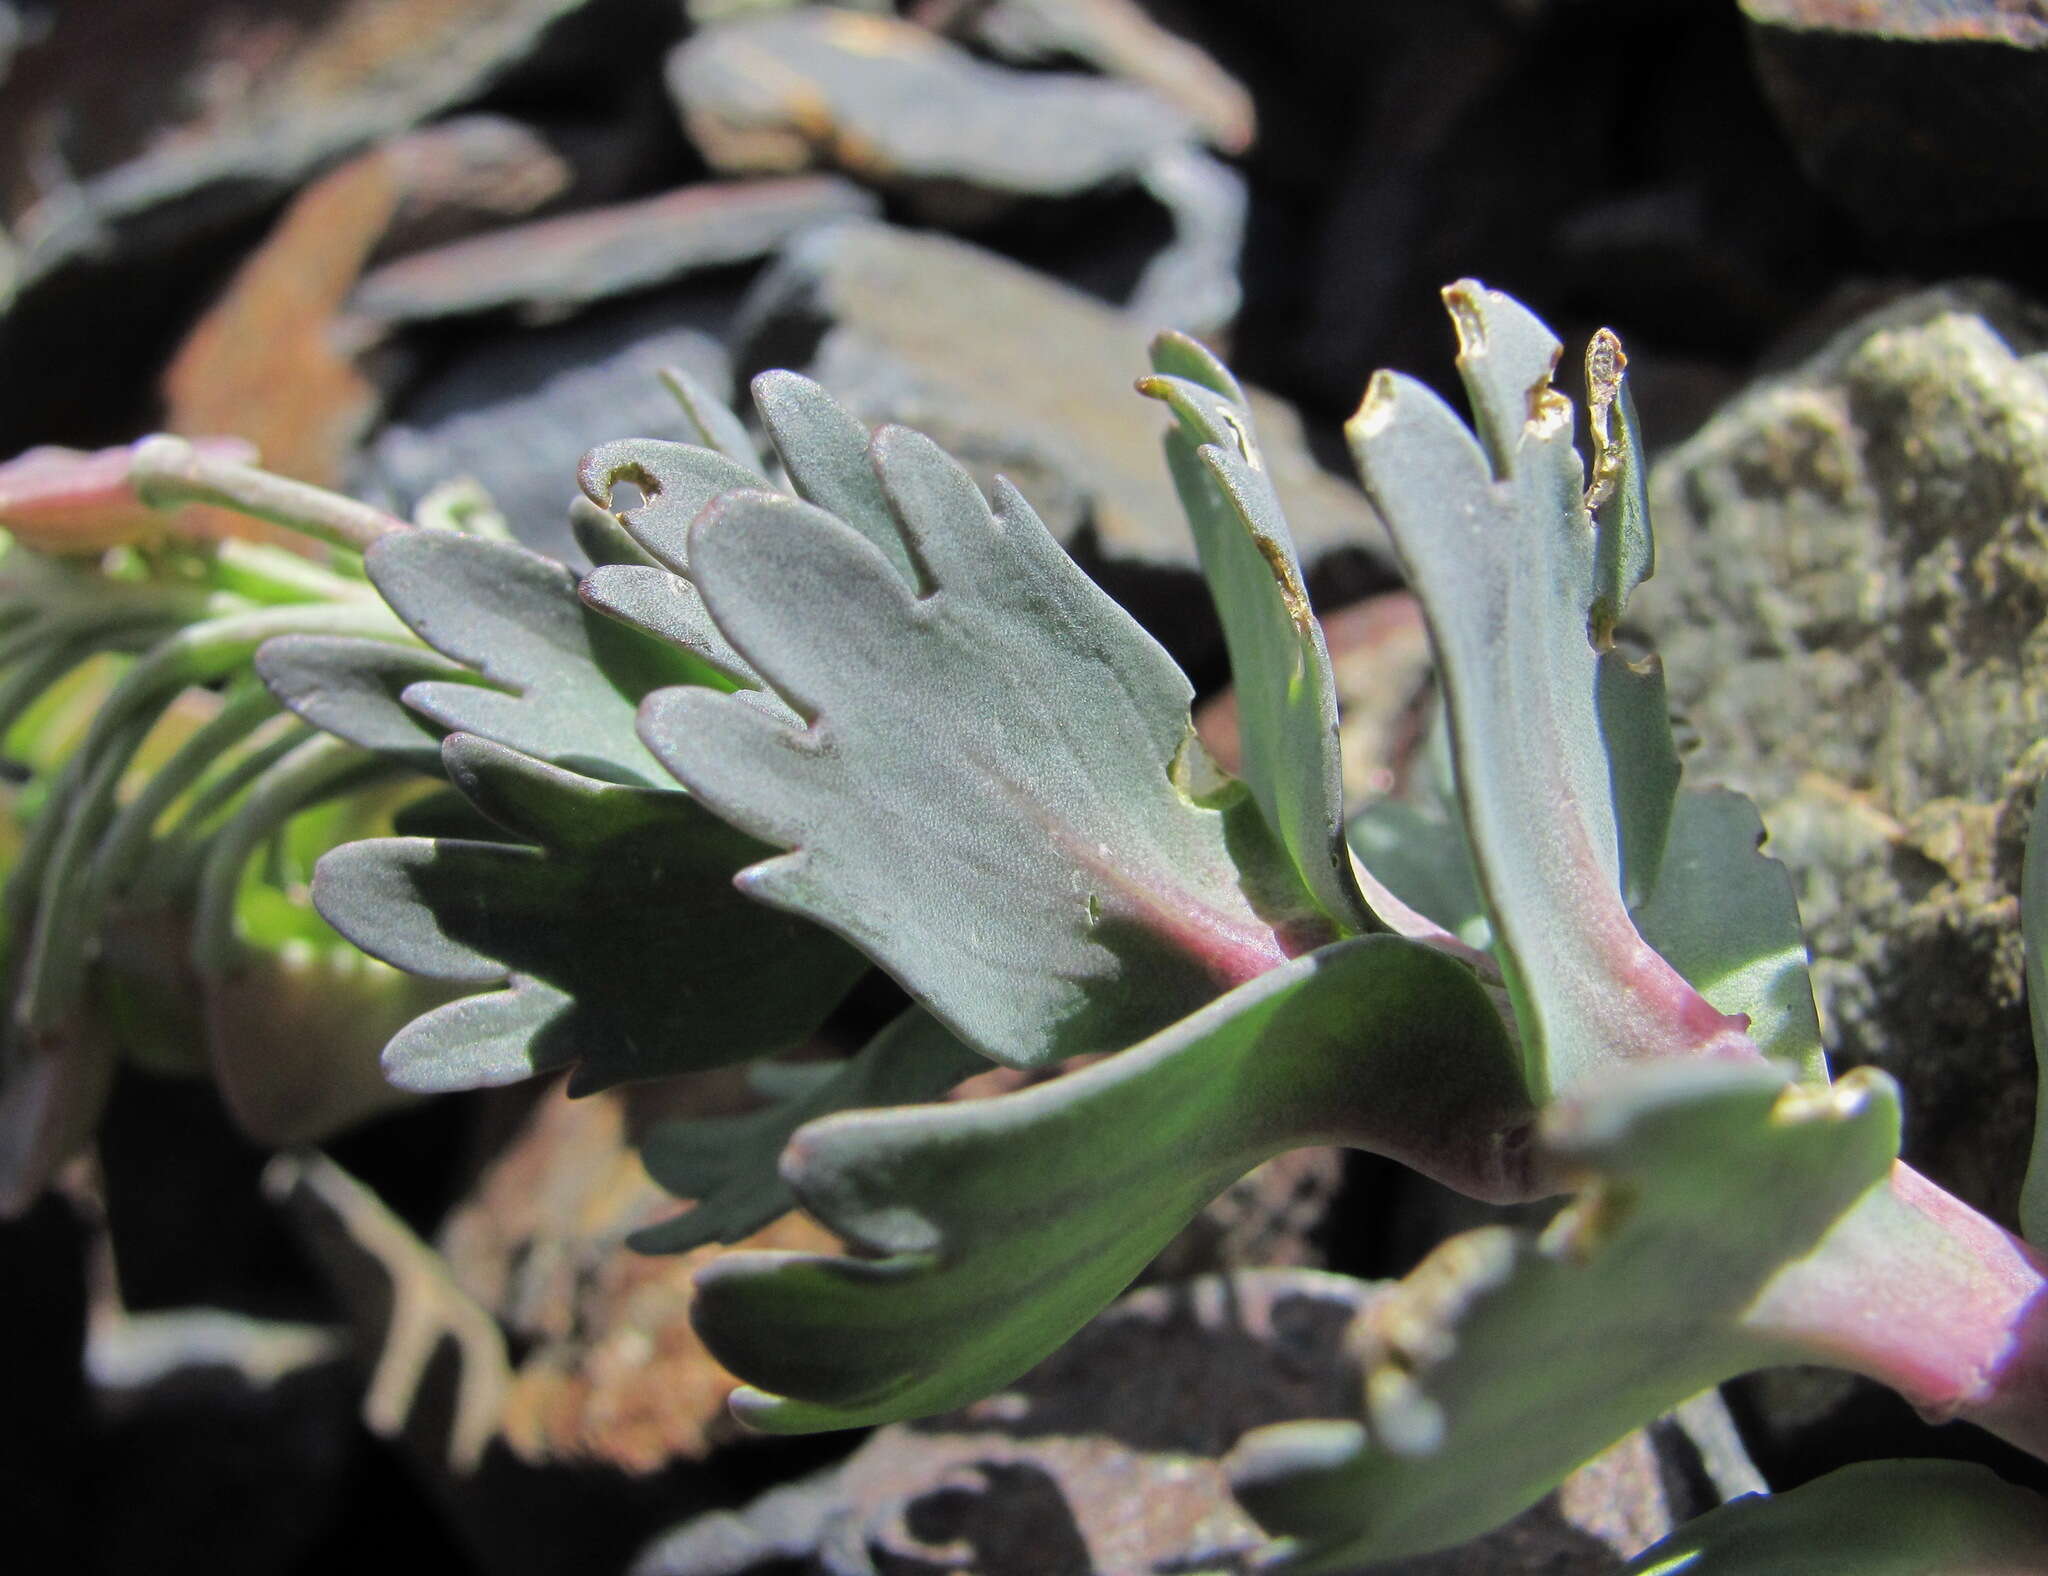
[0,436,465,1205]
[7,284,2046,1569]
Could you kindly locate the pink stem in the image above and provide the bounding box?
[1746,1161,2048,1460]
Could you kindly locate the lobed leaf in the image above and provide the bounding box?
[659,366,767,476]
[361,530,699,785]
[1631,789,1825,1083]
[692,935,1530,1433]
[1227,1060,1901,1568]
[1141,332,1373,936]
[1345,283,1743,1095]
[642,422,1331,1068]
[633,1008,982,1254]
[312,734,865,1094]
[255,635,473,772]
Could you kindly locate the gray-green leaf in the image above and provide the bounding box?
[1228,1060,1900,1569]
[634,1008,982,1254]
[691,935,1529,1433]
[1345,282,1740,1096]
[642,423,1329,1068]
[1141,332,1373,936]
[1618,1459,2048,1575]
[1632,789,1825,1084]
[312,734,865,1093]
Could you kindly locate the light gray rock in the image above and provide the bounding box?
[733,220,1388,576]
[351,176,879,326]
[1636,281,2048,1222]
[633,1269,1731,1576]
[354,294,733,561]
[666,9,1245,331]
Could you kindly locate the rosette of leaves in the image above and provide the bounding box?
[447,291,2041,1566]
[172,288,2048,1565]
[263,383,879,1117]
[0,440,450,1211]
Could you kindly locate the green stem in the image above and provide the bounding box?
[209,539,379,606]
[13,604,406,1031]
[129,436,411,555]
[138,723,313,903]
[91,682,281,899]
[190,735,407,975]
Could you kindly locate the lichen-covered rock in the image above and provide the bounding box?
[1636,282,2048,1223]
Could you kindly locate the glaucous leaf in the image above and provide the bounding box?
[312,734,865,1093]
[577,437,768,574]
[642,422,1331,1067]
[1631,789,1824,1083]
[362,530,697,785]
[1618,1459,2048,1575]
[1345,283,1743,1095]
[1227,1060,1900,1569]
[692,936,1529,1433]
[660,365,769,477]
[634,1007,982,1254]
[1141,332,1372,936]
[256,634,473,771]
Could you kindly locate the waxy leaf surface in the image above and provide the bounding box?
[255,634,472,771]
[313,734,863,1093]
[1631,789,1824,1083]
[634,1007,982,1254]
[1142,332,1372,935]
[1619,1459,2048,1575]
[2024,784,2048,1246]
[1346,283,1739,1095]
[1227,1061,1900,1569]
[642,423,1327,1068]
[363,530,696,785]
[692,935,1528,1432]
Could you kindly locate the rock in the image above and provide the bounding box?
[351,176,879,326]
[916,0,1257,156]
[438,1074,842,1474]
[665,9,1244,329]
[0,0,679,455]
[733,220,1388,576]
[668,9,1194,201]
[160,150,398,548]
[159,112,615,549]
[1742,0,2048,232]
[83,1305,361,1576]
[368,114,582,263]
[352,292,735,559]
[0,0,609,293]
[266,1148,512,1474]
[1635,282,2048,1224]
[633,1269,1726,1575]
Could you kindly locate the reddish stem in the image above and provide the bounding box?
[1747,1161,2048,1460]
